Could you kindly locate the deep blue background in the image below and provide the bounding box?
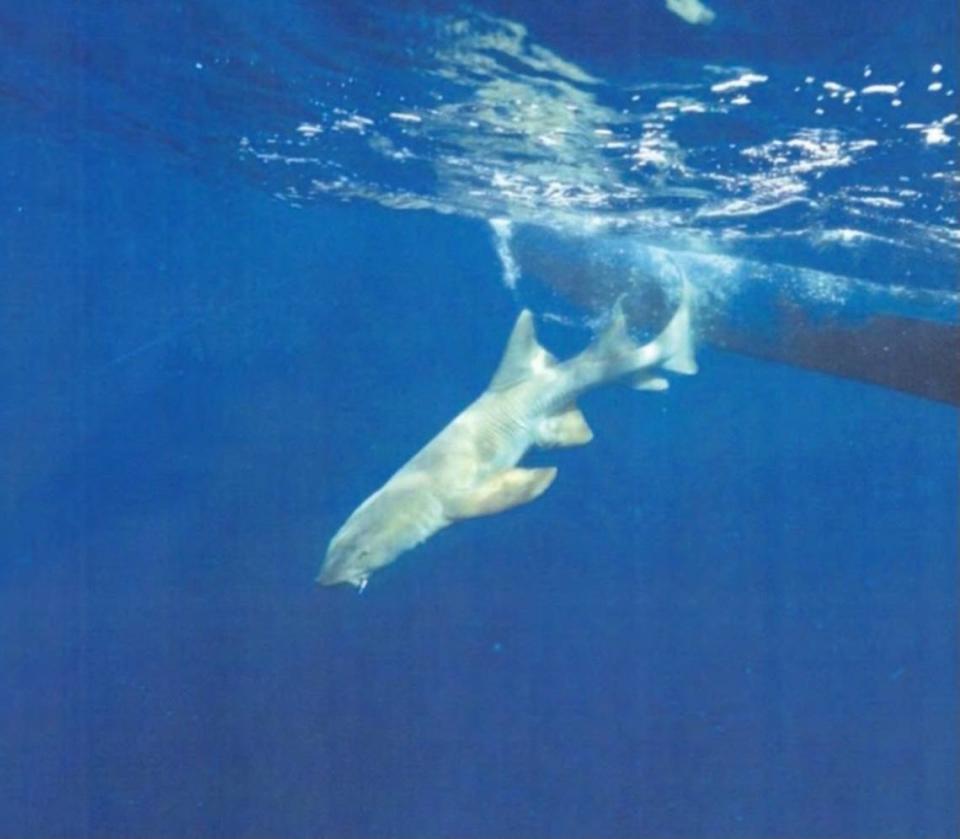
[1,2,957,837]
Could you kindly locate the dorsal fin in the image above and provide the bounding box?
[489,310,557,391]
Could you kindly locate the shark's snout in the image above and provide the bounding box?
[316,550,349,587]
[317,537,370,589]
[315,563,338,586]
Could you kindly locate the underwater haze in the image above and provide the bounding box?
[0,1,957,837]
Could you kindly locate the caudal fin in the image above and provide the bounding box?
[587,280,698,384]
[651,279,698,375]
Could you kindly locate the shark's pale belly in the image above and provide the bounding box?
[403,388,547,497]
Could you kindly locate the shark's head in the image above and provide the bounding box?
[317,538,374,590]
[317,509,386,590]
[317,484,440,590]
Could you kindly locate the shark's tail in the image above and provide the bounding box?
[589,280,698,390]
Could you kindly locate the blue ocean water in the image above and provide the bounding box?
[0,2,957,837]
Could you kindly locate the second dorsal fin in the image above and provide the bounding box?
[489,310,557,391]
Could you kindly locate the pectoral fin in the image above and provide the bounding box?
[445,467,557,520]
[536,406,593,448]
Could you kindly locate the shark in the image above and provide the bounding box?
[317,284,698,590]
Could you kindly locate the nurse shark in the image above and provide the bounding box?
[317,284,697,590]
